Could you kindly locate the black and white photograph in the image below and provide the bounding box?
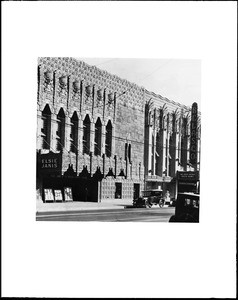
[2,1,236,298]
[36,57,201,222]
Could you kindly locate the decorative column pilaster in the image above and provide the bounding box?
[78,117,84,154]
[103,88,107,120]
[80,80,84,113]
[148,125,153,174]
[174,114,180,173]
[101,123,106,155]
[111,123,115,158]
[177,114,183,168]
[64,115,71,152]
[53,71,58,104]
[90,121,95,155]
[37,109,43,150]
[51,113,58,151]
[92,85,95,116]
[166,132,170,176]
[37,65,42,104]
[114,155,117,179]
[113,92,117,122]
[197,138,201,172]
[162,123,167,176]
[67,75,71,109]
[166,114,173,176]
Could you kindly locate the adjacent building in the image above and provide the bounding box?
[143,90,201,198]
[36,57,201,203]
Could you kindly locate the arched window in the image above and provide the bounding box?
[94,118,102,156]
[70,112,79,153]
[125,142,132,163]
[41,104,51,150]
[56,108,66,151]
[83,115,91,155]
[105,120,112,157]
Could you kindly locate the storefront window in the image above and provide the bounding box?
[115,182,122,199]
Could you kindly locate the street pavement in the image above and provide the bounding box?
[36,199,175,222]
[36,198,134,213]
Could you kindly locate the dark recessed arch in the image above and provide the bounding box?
[42,104,52,149]
[56,108,66,151]
[70,111,79,153]
[105,120,112,157]
[83,114,91,155]
[94,117,102,156]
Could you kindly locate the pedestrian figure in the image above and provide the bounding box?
[85,187,88,202]
[165,190,171,205]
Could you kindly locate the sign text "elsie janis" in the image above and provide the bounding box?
[41,158,58,168]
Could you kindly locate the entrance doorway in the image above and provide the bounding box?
[115,183,122,199]
[133,183,140,200]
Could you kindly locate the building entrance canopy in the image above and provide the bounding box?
[145,175,173,183]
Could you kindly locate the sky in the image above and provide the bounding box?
[79,58,201,108]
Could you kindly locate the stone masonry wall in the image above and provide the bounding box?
[37,57,145,184]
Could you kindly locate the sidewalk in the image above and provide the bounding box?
[36,199,134,214]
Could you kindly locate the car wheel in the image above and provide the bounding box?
[145,200,151,208]
[159,201,164,208]
[169,215,176,222]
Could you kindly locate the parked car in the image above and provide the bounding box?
[133,189,163,208]
[169,192,199,222]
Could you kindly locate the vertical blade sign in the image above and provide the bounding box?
[190,102,198,166]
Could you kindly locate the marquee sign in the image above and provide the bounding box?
[38,151,62,173]
[41,158,59,169]
[190,102,198,166]
[177,171,199,181]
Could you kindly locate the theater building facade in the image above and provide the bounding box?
[37,57,145,203]
[36,57,201,203]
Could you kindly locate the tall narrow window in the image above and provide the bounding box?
[70,112,79,153]
[165,137,168,176]
[105,120,112,157]
[83,114,91,155]
[155,132,160,175]
[94,118,102,156]
[125,143,128,160]
[56,108,66,151]
[168,135,173,176]
[181,138,187,168]
[128,144,131,163]
[41,104,51,149]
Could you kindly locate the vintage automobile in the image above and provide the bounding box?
[169,192,199,222]
[133,189,164,208]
